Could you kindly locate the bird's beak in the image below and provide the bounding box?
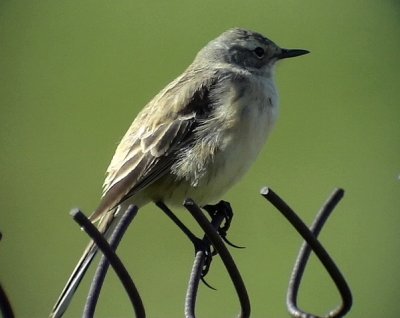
[277,48,310,59]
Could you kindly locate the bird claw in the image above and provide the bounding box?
[201,276,217,290]
[221,235,246,249]
[193,200,244,290]
[193,238,214,278]
[203,200,244,249]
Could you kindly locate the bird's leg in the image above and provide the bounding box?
[155,201,213,280]
[203,200,244,249]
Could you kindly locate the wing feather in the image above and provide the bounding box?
[90,70,218,220]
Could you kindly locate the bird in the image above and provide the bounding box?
[50,27,309,317]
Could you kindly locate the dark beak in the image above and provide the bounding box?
[277,48,310,59]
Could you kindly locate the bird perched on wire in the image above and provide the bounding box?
[50,27,309,317]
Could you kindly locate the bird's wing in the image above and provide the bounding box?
[90,70,218,220]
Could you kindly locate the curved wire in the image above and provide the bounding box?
[70,207,145,318]
[261,187,352,318]
[83,205,138,317]
[184,199,251,318]
[0,232,15,318]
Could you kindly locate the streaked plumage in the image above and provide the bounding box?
[50,28,308,317]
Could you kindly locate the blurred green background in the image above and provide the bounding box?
[1,1,399,317]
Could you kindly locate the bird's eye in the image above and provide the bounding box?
[253,47,265,58]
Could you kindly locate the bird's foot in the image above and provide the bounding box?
[203,200,245,249]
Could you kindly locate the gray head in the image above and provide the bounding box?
[195,28,309,74]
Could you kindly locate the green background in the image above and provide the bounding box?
[1,1,399,317]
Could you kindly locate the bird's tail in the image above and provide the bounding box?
[49,208,121,318]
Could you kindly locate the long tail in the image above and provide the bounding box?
[49,209,121,318]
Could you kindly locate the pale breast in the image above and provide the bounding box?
[161,74,279,206]
[201,79,278,202]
